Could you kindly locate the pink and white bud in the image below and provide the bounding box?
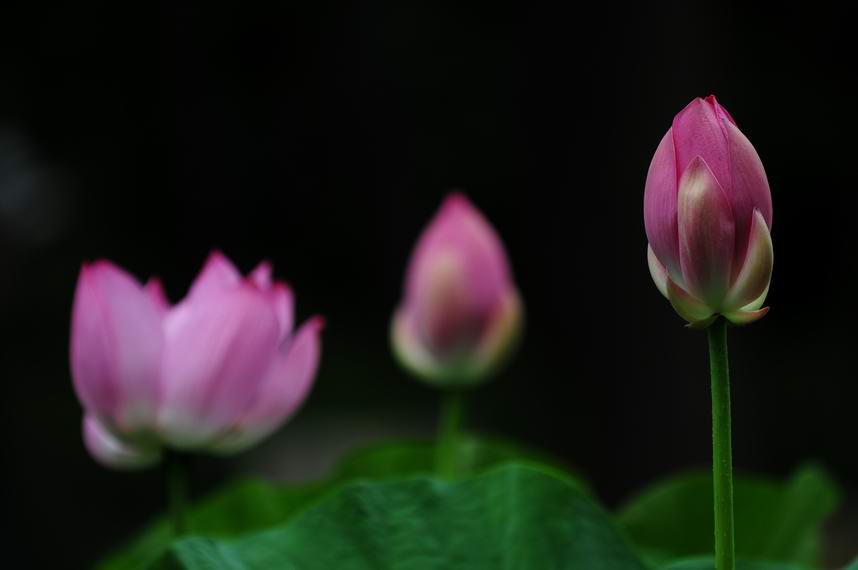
[644,96,773,327]
[391,193,523,386]
[70,251,323,470]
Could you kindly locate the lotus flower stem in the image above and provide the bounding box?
[435,389,465,478]
[708,317,735,570]
[166,452,188,537]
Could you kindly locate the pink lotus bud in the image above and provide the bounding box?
[70,252,323,469]
[644,96,773,327]
[391,193,523,386]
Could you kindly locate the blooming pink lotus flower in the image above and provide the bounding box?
[644,96,774,327]
[71,251,323,469]
[391,194,523,386]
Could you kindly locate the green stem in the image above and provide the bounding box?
[166,451,188,538]
[435,389,465,478]
[708,317,735,570]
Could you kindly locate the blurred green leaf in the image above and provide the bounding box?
[617,464,841,568]
[98,435,572,569]
[332,433,577,482]
[154,463,646,570]
[845,557,858,570]
[660,558,806,570]
[96,479,330,570]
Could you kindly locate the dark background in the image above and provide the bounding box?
[1,2,855,567]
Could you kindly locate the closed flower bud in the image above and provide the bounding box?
[391,193,523,387]
[70,252,324,469]
[644,96,773,327]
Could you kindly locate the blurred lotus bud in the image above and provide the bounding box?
[71,251,324,469]
[644,96,773,328]
[391,193,523,387]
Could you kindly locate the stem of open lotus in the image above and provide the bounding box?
[166,451,188,537]
[436,389,465,478]
[708,317,735,570]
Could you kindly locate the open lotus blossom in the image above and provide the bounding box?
[391,193,523,387]
[644,95,773,327]
[71,251,323,469]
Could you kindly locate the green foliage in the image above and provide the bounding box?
[332,434,574,482]
[99,437,846,570]
[617,464,841,568]
[154,464,645,570]
[97,436,571,570]
[96,479,330,570]
[660,558,806,570]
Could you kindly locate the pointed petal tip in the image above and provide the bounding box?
[86,259,131,280]
[200,249,234,271]
[187,250,242,300]
[145,277,170,310]
[306,315,326,331]
[201,249,229,271]
[200,249,241,277]
[725,306,770,326]
[249,260,274,289]
[701,94,738,127]
[685,154,707,171]
[675,96,712,124]
[440,191,475,217]
[444,190,469,204]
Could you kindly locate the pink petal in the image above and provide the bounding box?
[248,262,293,337]
[414,252,486,356]
[643,130,681,281]
[672,97,732,196]
[406,193,512,318]
[145,277,170,315]
[83,415,161,470]
[270,282,295,338]
[724,209,773,311]
[211,317,324,454]
[708,95,737,126]
[404,194,515,357]
[185,250,241,302]
[70,262,164,433]
[724,120,773,273]
[249,261,273,290]
[157,285,281,448]
[677,156,736,305]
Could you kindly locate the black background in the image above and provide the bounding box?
[1,2,856,567]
